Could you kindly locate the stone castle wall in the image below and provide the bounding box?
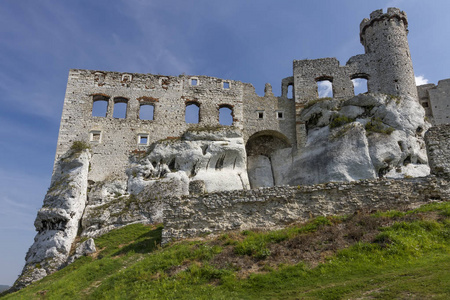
[162,177,449,244]
[162,124,450,243]
[56,70,296,181]
[418,79,450,125]
[426,124,450,178]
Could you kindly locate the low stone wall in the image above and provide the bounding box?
[162,176,449,244]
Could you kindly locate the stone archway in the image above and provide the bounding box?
[246,131,292,189]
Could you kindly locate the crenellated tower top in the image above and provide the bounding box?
[360,7,408,48]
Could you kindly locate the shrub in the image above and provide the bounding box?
[329,115,355,129]
[70,141,90,153]
[365,118,394,135]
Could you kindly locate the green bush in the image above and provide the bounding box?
[70,141,90,153]
[330,115,355,129]
[365,118,394,135]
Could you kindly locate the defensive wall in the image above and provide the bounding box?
[162,124,450,244]
[55,7,431,181]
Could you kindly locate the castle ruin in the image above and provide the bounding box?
[55,7,447,186]
[13,8,450,290]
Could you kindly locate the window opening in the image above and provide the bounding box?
[139,104,154,120]
[190,78,198,86]
[219,106,233,126]
[138,134,149,145]
[287,84,293,99]
[122,74,132,82]
[223,81,230,89]
[317,79,333,98]
[113,98,128,119]
[257,111,264,119]
[185,102,200,124]
[92,95,109,117]
[276,111,284,119]
[89,131,102,143]
[351,77,368,95]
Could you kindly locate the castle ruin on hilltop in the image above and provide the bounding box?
[13,8,450,291]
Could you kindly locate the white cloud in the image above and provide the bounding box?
[415,75,429,86]
[317,80,333,98]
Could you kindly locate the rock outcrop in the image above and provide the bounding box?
[274,94,430,186]
[14,146,90,290]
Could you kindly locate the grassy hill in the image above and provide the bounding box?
[2,202,450,299]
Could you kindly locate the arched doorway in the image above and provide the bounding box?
[246,131,291,188]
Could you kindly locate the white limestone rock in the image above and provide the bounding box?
[66,238,96,265]
[247,155,274,188]
[14,148,90,289]
[282,93,430,185]
[128,127,250,193]
[285,123,377,185]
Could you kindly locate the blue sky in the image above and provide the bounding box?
[1,0,449,286]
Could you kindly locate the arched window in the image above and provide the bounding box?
[351,75,369,95]
[185,102,200,124]
[113,97,128,119]
[92,94,109,117]
[219,105,233,126]
[139,104,154,120]
[316,77,333,98]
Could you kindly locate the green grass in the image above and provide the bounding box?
[3,202,450,299]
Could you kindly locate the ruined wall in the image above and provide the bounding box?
[417,83,435,119]
[162,176,449,244]
[242,83,296,146]
[426,124,450,178]
[56,70,295,182]
[418,80,450,125]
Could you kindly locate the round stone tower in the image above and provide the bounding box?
[360,8,418,99]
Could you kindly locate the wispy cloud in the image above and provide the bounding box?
[415,75,429,86]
